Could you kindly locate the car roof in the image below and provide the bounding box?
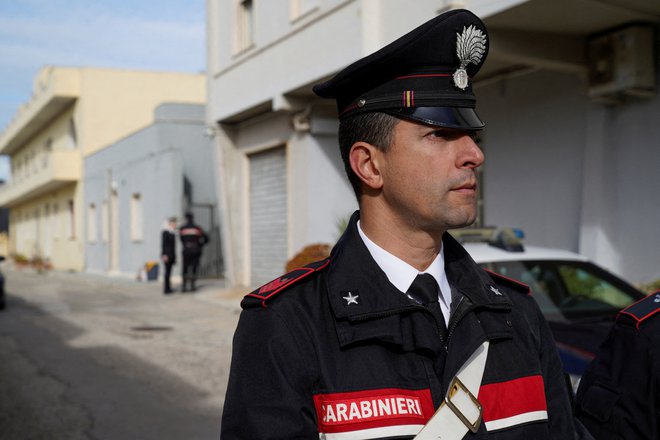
[463,242,590,264]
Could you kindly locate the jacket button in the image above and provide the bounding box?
[506,319,512,327]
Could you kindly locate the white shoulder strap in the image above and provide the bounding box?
[414,340,490,440]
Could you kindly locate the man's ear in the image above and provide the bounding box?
[349,141,383,191]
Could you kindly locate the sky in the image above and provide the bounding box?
[0,0,206,180]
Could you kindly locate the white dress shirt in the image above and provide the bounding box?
[357,220,452,325]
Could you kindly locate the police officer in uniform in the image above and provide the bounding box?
[576,292,660,439]
[161,216,177,294]
[222,10,580,439]
[179,212,209,292]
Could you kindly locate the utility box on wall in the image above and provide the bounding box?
[588,24,656,103]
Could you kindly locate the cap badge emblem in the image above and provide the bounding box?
[453,25,487,90]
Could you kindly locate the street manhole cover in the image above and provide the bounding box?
[131,326,173,332]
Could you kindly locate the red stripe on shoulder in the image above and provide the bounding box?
[243,258,331,308]
[617,290,660,329]
[484,269,532,296]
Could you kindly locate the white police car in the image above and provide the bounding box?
[451,228,646,390]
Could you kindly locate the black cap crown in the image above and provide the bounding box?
[313,9,488,130]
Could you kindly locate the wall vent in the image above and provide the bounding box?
[588,24,656,103]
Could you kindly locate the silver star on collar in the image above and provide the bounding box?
[343,291,360,305]
[490,286,503,296]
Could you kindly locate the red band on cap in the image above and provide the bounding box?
[396,73,452,80]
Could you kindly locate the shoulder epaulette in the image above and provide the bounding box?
[241,258,331,309]
[618,291,660,329]
[484,269,532,296]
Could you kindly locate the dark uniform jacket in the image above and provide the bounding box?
[576,292,660,440]
[222,212,577,439]
[179,221,208,256]
[161,229,176,263]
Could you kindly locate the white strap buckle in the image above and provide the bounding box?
[444,377,482,433]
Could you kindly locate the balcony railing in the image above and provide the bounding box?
[0,150,81,207]
[0,67,80,155]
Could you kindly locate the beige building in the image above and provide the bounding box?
[0,66,205,271]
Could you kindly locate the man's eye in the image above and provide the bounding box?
[427,129,480,142]
[429,130,451,138]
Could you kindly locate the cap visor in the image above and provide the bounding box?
[387,107,485,130]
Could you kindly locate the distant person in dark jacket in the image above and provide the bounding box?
[161,217,177,294]
[179,212,209,292]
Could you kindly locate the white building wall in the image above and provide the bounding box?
[210,1,364,122]
[223,111,354,285]
[289,124,357,253]
[580,85,660,284]
[478,68,660,285]
[208,0,659,287]
[305,133,357,244]
[477,70,587,252]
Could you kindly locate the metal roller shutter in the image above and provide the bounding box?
[249,147,288,286]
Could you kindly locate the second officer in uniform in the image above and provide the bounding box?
[576,291,660,439]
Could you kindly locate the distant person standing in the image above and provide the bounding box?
[179,212,209,292]
[161,217,177,294]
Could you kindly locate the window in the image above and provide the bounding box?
[479,260,640,321]
[87,203,97,243]
[33,208,40,246]
[66,200,75,239]
[290,0,318,21]
[13,158,20,181]
[53,204,60,239]
[43,204,51,256]
[130,193,143,241]
[101,200,109,242]
[234,0,254,53]
[68,118,77,149]
[42,138,52,168]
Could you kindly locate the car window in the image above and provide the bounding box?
[557,265,633,309]
[479,260,641,320]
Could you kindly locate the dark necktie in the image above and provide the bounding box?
[408,273,447,334]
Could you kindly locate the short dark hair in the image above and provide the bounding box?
[338,112,399,199]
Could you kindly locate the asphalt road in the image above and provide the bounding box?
[0,268,242,440]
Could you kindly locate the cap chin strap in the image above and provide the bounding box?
[414,341,489,439]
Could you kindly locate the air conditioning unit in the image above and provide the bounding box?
[587,24,656,103]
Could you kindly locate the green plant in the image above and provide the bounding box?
[12,253,29,265]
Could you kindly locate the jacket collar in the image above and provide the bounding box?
[327,211,417,321]
[327,211,512,350]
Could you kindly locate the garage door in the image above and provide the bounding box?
[249,147,288,286]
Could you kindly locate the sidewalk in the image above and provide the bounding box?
[3,263,248,312]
